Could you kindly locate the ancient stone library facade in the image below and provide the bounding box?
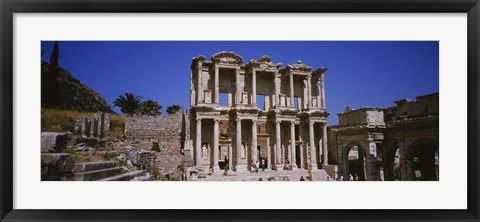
[189,52,329,174]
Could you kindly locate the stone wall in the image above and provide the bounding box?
[338,107,385,127]
[124,110,193,180]
[384,93,439,122]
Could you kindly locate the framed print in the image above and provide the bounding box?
[1,0,479,221]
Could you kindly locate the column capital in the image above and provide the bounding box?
[252,120,258,125]
[309,120,315,125]
[196,117,202,122]
[236,118,242,123]
[214,118,220,123]
[214,64,219,69]
[275,120,282,124]
[290,120,295,125]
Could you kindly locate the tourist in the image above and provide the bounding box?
[339,176,344,181]
[326,176,330,181]
[224,164,229,176]
[255,160,260,174]
[250,160,255,174]
[355,174,360,181]
[300,176,305,181]
[259,177,263,181]
[224,156,229,167]
[349,174,353,181]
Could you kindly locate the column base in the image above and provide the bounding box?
[310,163,318,170]
[213,165,221,173]
[276,164,283,171]
[235,164,248,172]
[291,164,298,170]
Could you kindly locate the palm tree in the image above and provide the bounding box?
[139,100,162,116]
[113,92,142,116]
[166,105,182,114]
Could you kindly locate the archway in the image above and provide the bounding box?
[344,143,367,181]
[406,138,439,181]
[384,141,402,181]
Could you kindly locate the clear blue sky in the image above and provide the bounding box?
[41,41,439,125]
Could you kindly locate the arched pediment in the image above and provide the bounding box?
[285,60,312,72]
[248,55,283,69]
[211,51,244,65]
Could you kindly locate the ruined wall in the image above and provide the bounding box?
[384,93,439,122]
[124,110,193,179]
[338,108,385,127]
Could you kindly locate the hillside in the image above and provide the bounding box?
[41,61,115,113]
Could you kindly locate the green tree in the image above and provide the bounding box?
[113,92,142,116]
[45,41,60,107]
[139,100,162,116]
[166,105,182,114]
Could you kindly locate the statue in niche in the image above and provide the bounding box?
[202,144,208,160]
[241,143,245,159]
[369,142,377,157]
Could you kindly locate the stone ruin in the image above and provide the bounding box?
[124,110,194,180]
[74,112,111,139]
[73,112,111,147]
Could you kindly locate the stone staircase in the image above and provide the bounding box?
[73,161,154,181]
[195,168,330,181]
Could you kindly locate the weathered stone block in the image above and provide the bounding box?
[41,132,70,153]
[41,153,76,181]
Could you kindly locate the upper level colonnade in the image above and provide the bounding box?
[190,51,328,112]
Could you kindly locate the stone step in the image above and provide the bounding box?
[74,167,124,181]
[97,170,147,181]
[74,161,117,172]
[200,169,330,181]
[131,174,155,181]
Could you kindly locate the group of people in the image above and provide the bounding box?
[250,157,267,173]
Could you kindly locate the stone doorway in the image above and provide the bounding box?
[347,145,366,181]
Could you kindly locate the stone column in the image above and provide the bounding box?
[236,118,244,172]
[251,120,258,162]
[290,121,297,169]
[195,118,202,166]
[309,120,317,169]
[235,67,240,105]
[317,80,321,108]
[299,122,304,168]
[252,69,256,105]
[275,120,282,170]
[274,71,279,106]
[289,74,294,108]
[266,136,271,170]
[197,63,203,104]
[320,73,326,109]
[228,144,233,170]
[214,65,219,104]
[322,123,328,165]
[307,75,312,109]
[213,119,220,172]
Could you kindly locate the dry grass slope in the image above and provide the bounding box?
[41,108,125,133]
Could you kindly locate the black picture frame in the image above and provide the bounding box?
[1,0,479,221]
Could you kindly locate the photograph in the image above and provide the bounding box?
[40,41,439,182]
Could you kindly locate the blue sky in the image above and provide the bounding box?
[41,41,439,125]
